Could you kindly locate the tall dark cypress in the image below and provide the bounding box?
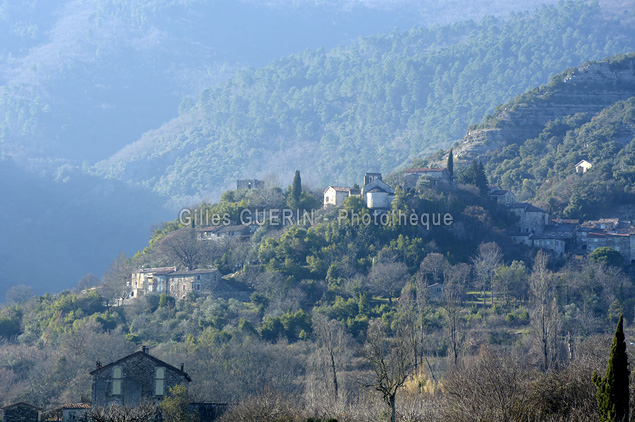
[292,170,302,202]
[447,149,454,180]
[593,314,630,422]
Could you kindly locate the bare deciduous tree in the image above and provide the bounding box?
[5,285,34,305]
[472,242,503,306]
[419,253,448,285]
[101,253,134,306]
[442,263,470,366]
[363,320,414,422]
[368,261,409,303]
[158,228,203,270]
[312,314,351,401]
[529,250,561,372]
[443,348,528,422]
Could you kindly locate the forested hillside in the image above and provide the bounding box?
[0,0,561,163]
[95,1,635,200]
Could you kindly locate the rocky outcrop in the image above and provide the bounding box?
[458,54,635,160]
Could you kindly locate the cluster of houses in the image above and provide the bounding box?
[1,348,226,422]
[323,164,635,263]
[323,168,452,211]
[494,188,635,263]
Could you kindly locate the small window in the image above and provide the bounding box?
[197,275,200,280]
[196,284,200,291]
[113,366,122,395]
[155,367,165,396]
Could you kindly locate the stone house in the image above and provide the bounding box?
[130,267,177,298]
[130,268,221,299]
[576,219,635,262]
[90,346,191,407]
[236,179,264,190]
[323,186,361,208]
[508,202,549,234]
[61,404,90,422]
[489,189,516,206]
[530,233,566,256]
[167,268,221,299]
[1,402,40,422]
[403,168,450,190]
[585,232,634,262]
[575,160,592,173]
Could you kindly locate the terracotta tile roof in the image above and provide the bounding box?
[62,403,91,409]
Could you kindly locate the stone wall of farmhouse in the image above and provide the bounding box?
[91,353,188,407]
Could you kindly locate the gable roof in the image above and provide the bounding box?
[169,268,219,276]
[2,402,40,410]
[90,350,192,382]
[363,179,394,194]
[133,266,177,275]
[490,189,513,196]
[508,202,547,213]
[62,403,91,410]
[576,159,592,167]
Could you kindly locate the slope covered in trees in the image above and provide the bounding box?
[0,0,562,164]
[95,1,635,200]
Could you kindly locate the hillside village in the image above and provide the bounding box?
[123,159,635,305]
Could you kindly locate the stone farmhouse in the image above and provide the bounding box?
[323,186,361,208]
[2,402,40,422]
[90,346,191,407]
[130,267,221,299]
[577,218,635,263]
[403,167,450,190]
[89,347,226,421]
[2,349,227,422]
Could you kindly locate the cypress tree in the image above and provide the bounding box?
[292,170,302,202]
[593,314,630,422]
[447,148,454,180]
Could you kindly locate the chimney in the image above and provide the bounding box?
[96,361,102,370]
[142,345,147,354]
[180,363,184,372]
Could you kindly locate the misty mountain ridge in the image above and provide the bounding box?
[94,1,635,203]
